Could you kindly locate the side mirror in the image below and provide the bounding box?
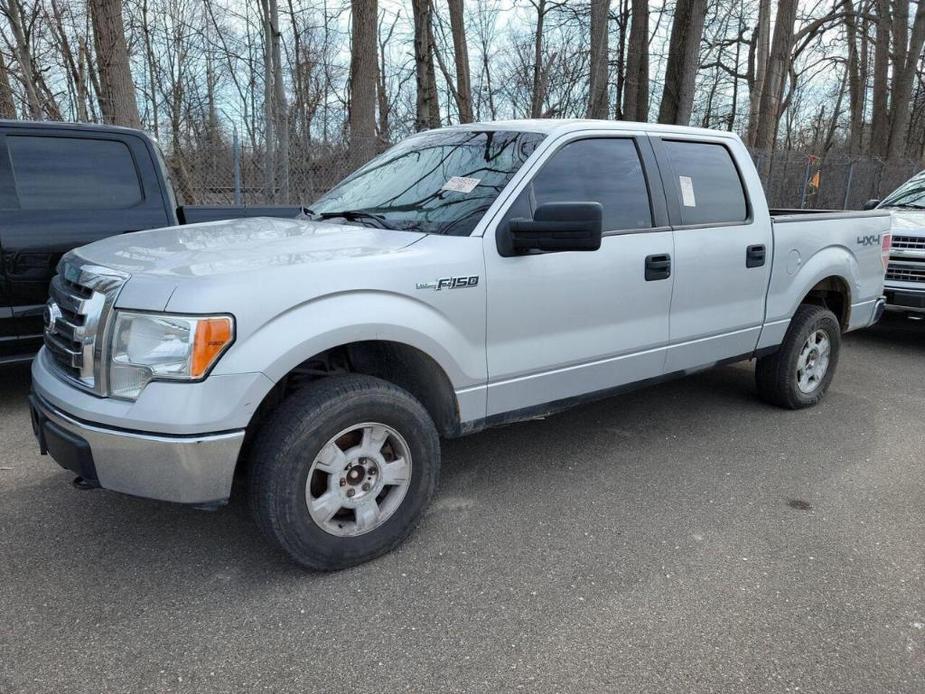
[501,202,603,256]
[863,199,881,210]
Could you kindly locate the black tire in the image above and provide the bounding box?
[248,375,440,570]
[755,304,841,409]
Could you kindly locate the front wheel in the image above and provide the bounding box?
[755,304,842,409]
[249,375,440,570]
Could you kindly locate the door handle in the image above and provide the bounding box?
[645,254,671,281]
[746,244,766,268]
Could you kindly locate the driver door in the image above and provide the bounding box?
[482,133,675,417]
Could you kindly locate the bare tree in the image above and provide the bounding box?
[869,0,891,157]
[0,45,16,118]
[412,0,440,129]
[1,0,43,119]
[447,0,473,122]
[753,0,797,173]
[657,0,707,125]
[843,0,866,155]
[586,0,609,118]
[88,0,140,127]
[746,0,770,145]
[886,0,925,159]
[623,0,649,122]
[349,0,378,166]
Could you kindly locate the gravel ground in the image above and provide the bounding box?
[1,317,923,694]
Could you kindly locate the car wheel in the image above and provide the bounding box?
[249,375,440,570]
[755,304,841,409]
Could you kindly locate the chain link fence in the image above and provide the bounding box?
[165,137,924,211]
[750,150,922,210]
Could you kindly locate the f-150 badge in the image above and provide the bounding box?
[416,276,479,291]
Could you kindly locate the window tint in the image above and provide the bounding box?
[515,138,652,231]
[662,140,748,225]
[6,136,142,210]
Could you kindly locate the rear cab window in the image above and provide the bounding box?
[4,135,143,210]
[660,140,749,226]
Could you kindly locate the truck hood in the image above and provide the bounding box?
[70,216,426,278]
[887,208,925,235]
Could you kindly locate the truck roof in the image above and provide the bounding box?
[444,118,743,142]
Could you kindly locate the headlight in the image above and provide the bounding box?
[108,311,234,400]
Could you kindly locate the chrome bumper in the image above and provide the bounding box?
[30,393,245,505]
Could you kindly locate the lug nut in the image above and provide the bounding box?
[339,478,346,487]
[346,489,355,498]
[362,483,371,492]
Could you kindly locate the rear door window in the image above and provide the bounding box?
[662,140,748,226]
[5,135,142,210]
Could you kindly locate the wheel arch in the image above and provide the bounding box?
[799,275,852,330]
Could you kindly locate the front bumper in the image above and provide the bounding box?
[884,286,925,314]
[30,393,245,504]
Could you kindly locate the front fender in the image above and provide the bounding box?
[214,289,486,392]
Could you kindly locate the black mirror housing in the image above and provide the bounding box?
[863,198,881,210]
[501,202,603,256]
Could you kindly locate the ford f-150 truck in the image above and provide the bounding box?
[867,171,925,316]
[29,120,891,570]
[0,120,300,364]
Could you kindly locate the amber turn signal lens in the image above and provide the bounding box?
[191,317,234,378]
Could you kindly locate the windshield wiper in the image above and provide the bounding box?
[314,209,396,229]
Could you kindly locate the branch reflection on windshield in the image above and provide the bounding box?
[310,130,545,235]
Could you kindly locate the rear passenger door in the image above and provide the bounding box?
[0,126,172,346]
[483,133,675,416]
[650,136,773,371]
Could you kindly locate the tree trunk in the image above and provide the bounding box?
[448,0,474,122]
[623,0,649,121]
[886,0,925,160]
[268,0,289,200]
[412,0,441,130]
[657,0,707,125]
[530,0,547,118]
[2,0,43,119]
[0,49,15,119]
[746,0,770,145]
[88,0,140,128]
[869,0,891,157]
[349,0,378,167]
[260,0,275,201]
[753,0,797,173]
[586,0,609,119]
[844,0,865,155]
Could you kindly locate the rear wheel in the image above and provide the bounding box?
[755,304,841,409]
[249,375,440,570]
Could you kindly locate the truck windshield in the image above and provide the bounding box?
[880,171,925,209]
[309,129,545,236]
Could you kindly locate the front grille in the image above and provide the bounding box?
[886,262,925,284]
[44,258,129,395]
[892,235,925,251]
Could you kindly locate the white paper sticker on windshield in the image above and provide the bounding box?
[442,176,481,193]
[679,175,696,207]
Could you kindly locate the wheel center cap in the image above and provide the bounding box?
[346,466,365,486]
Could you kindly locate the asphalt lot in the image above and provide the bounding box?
[1,317,923,694]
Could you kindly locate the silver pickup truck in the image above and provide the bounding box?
[29,120,890,569]
[870,171,925,316]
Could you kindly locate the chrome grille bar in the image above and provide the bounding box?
[43,257,129,395]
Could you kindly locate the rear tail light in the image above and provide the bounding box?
[881,232,892,273]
